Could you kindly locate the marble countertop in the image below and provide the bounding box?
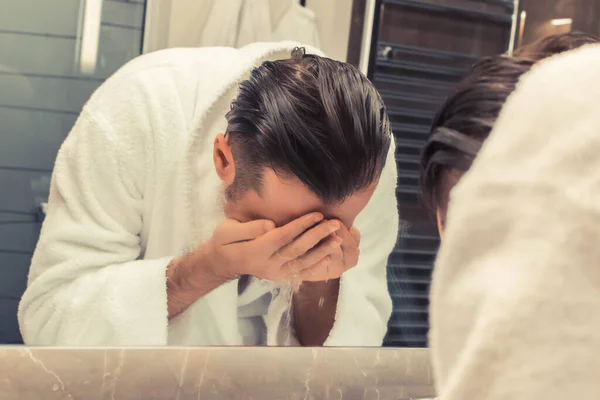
[0,347,435,399]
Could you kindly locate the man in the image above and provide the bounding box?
[420,34,600,398]
[18,43,399,346]
[420,32,599,235]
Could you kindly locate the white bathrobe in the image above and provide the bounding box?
[430,44,600,398]
[17,42,399,346]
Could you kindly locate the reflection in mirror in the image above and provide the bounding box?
[1,0,599,351]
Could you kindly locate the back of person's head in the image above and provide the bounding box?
[225,47,391,204]
[515,31,600,61]
[420,32,600,227]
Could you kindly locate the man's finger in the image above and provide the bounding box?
[259,212,324,254]
[274,220,340,261]
[334,223,360,266]
[349,227,361,246]
[219,219,275,245]
[283,235,341,268]
[297,256,334,281]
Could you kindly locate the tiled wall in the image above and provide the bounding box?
[0,0,146,343]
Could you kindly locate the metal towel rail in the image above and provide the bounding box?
[383,0,513,24]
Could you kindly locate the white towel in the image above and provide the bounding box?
[168,0,320,50]
[17,41,398,346]
[236,0,321,49]
[430,43,600,399]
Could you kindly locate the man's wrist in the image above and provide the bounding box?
[166,245,234,319]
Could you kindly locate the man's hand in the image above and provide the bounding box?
[296,223,361,282]
[205,213,347,282]
[291,222,362,346]
[167,212,361,319]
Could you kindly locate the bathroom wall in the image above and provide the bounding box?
[305,0,353,61]
[161,0,353,61]
[518,0,600,45]
[0,0,146,343]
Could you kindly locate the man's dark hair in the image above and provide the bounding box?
[224,47,391,204]
[420,32,600,214]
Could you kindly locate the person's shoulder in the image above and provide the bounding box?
[110,47,242,81]
[85,47,244,113]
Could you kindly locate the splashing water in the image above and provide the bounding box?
[271,273,338,343]
[318,296,325,309]
[271,278,303,344]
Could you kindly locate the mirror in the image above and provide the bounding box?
[1,0,598,348]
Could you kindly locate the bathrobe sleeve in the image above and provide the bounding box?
[18,73,173,346]
[429,45,600,399]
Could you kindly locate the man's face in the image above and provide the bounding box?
[224,168,377,229]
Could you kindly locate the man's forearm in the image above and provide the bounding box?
[166,247,233,319]
[293,279,340,346]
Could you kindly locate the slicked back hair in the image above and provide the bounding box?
[225,47,392,204]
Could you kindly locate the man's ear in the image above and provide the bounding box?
[213,133,236,185]
[436,208,445,238]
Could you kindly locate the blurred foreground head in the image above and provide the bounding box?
[420,32,600,234]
